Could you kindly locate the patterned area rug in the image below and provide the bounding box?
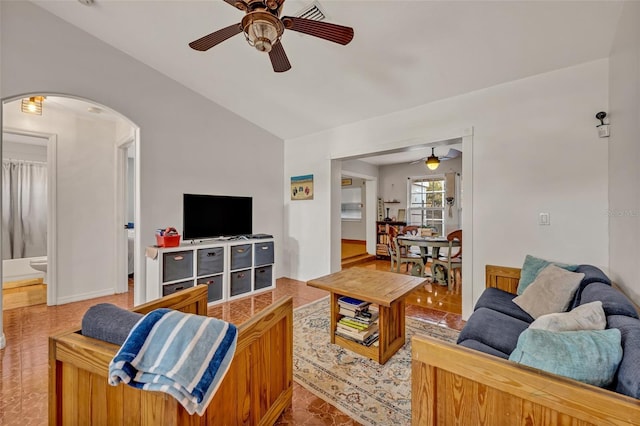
[293,297,460,426]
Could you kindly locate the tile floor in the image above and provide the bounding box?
[1,272,463,425]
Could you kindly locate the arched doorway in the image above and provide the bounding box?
[0,93,141,348]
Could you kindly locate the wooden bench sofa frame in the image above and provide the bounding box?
[49,285,293,425]
[411,265,640,426]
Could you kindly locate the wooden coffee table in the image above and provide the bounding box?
[307,268,427,364]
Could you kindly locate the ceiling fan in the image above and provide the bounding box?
[188,0,354,73]
[409,148,462,170]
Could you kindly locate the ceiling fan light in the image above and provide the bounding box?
[254,38,273,53]
[426,156,440,170]
[425,147,440,170]
[246,20,278,52]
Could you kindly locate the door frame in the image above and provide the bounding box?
[114,127,142,305]
[1,127,58,305]
[330,128,475,318]
[339,170,378,257]
[115,137,135,294]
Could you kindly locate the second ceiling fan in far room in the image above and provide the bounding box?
[188,0,354,72]
[410,148,462,170]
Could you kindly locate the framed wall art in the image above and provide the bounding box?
[291,174,314,200]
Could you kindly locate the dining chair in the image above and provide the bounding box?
[400,225,424,258]
[393,237,425,276]
[431,229,462,290]
[386,225,399,271]
[402,225,419,235]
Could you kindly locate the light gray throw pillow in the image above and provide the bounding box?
[529,301,606,331]
[513,264,585,319]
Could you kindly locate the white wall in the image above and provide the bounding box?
[283,142,330,280]
[608,1,640,303]
[1,2,284,306]
[115,119,134,143]
[2,140,47,162]
[342,159,379,179]
[3,105,120,303]
[285,59,610,318]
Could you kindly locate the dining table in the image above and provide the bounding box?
[396,235,461,281]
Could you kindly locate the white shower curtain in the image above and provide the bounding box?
[2,160,48,260]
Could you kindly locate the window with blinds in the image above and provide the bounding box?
[407,177,445,236]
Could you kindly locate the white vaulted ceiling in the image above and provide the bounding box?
[33,0,623,140]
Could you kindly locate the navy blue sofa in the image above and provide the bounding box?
[457,265,640,399]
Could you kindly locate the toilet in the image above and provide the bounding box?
[29,256,48,282]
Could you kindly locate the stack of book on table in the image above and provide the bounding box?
[336,296,379,347]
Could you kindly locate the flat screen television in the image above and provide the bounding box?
[183,194,252,240]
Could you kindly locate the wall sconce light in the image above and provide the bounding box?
[595,111,610,138]
[425,147,440,170]
[21,96,46,115]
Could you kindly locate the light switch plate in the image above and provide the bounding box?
[539,212,550,225]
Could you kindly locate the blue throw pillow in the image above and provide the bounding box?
[509,328,622,387]
[517,255,579,295]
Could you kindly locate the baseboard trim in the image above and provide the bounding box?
[56,288,116,305]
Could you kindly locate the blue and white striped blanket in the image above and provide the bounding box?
[108,308,237,415]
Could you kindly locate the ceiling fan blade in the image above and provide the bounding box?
[441,148,462,160]
[269,41,292,73]
[222,0,249,11]
[189,23,242,51]
[281,16,354,45]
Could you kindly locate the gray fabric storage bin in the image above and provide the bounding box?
[254,242,274,266]
[230,269,251,297]
[254,265,273,290]
[162,279,194,296]
[197,247,224,276]
[162,250,193,282]
[197,275,223,302]
[230,244,252,270]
